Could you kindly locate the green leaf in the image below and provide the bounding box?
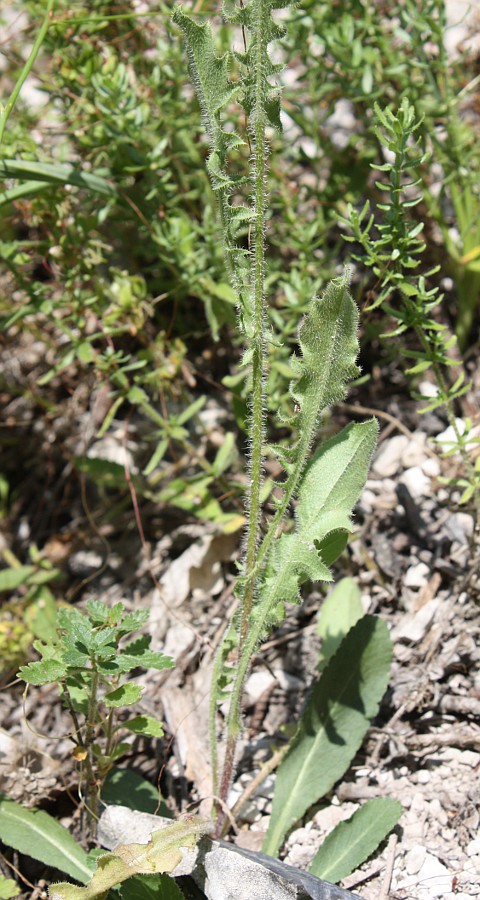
[0,159,117,197]
[0,877,19,899]
[84,599,111,625]
[73,456,126,488]
[118,873,186,900]
[0,180,49,208]
[104,683,143,708]
[286,276,360,472]
[18,658,67,685]
[116,610,150,634]
[309,798,402,883]
[0,798,91,883]
[123,715,165,738]
[211,432,237,476]
[0,565,35,591]
[76,342,94,364]
[49,817,208,900]
[117,637,174,673]
[102,768,171,817]
[262,615,392,856]
[261,420,378,610]
[317,578,364,671]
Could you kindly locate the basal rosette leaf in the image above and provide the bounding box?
[263,616,393,856]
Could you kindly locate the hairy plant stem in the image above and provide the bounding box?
[214,0,268,833]
[85,662,100,836]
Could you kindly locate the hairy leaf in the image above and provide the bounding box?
[309,798,402,883]
[255,276,363,587]
[124,715,165,738]
[18,658,67,685]
[172,6,251,326]
[262,615,392,856]
[260,420,378,616]
[286,275,360,470]
[49,817,207,900]
[104,684,142,708]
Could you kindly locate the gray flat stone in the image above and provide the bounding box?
[98,806,361,900]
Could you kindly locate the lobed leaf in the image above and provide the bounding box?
[123,716,165,738]
[18,658,67,685]
[104,684,143,708]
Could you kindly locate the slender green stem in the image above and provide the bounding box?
[0,0,54,147]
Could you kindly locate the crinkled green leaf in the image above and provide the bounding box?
[116,610,150,634]
[289,276,360,434]
[18,658,67,685]
[123,715,165,738]
[104,683,142,708]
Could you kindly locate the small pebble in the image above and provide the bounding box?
[400,465,431,498]
[405,843,427,875]
[467,839,480,857]
[404,562,431,589]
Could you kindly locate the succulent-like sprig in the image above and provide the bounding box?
[344,98,479,520]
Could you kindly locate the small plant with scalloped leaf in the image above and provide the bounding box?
[19,600,174,837]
